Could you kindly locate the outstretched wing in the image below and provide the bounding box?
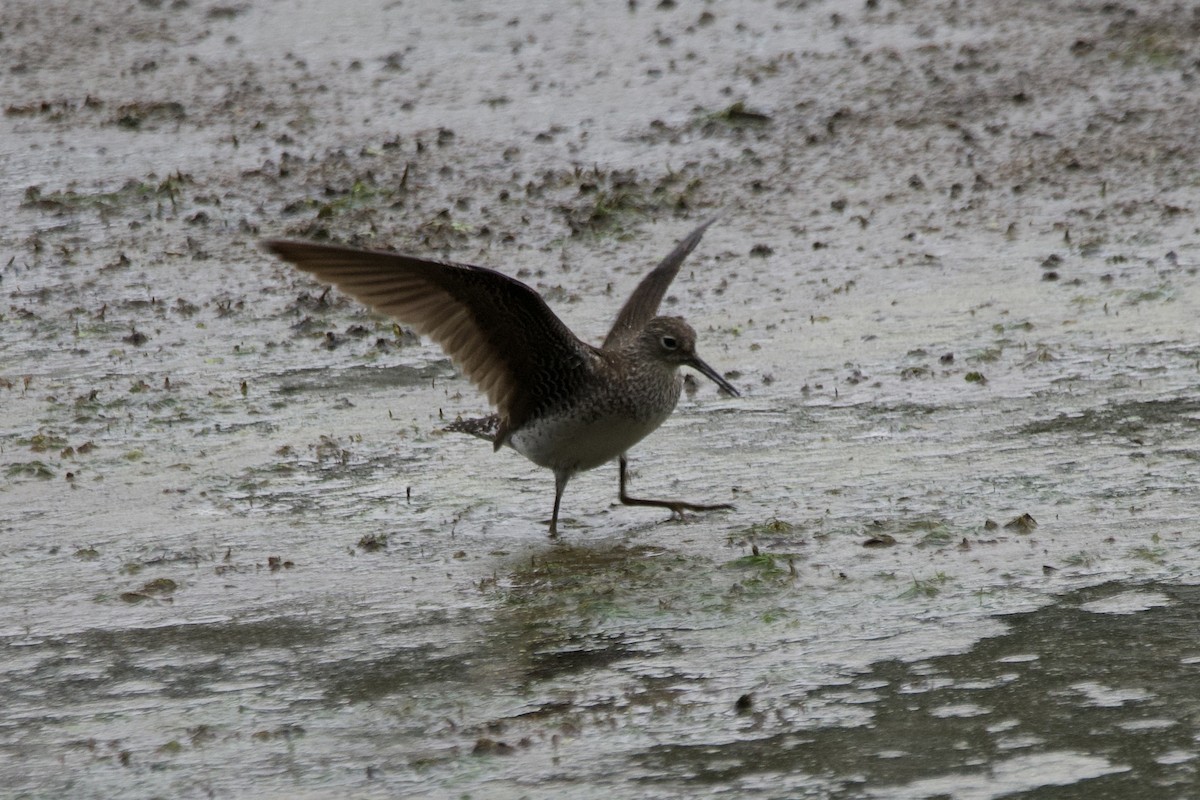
[601,217,719,350]
[265,240,596,443]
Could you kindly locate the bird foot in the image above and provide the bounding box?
[621,494,735,521]
[662,500,734,521]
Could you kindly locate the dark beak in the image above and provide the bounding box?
[688,355,740,397]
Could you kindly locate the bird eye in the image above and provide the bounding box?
[661,335,678,350]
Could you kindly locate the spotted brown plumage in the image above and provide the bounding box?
[265,219,737,537]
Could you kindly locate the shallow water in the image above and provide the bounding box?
[3,0,1200,797]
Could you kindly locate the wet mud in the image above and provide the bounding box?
[2,0,1200,797]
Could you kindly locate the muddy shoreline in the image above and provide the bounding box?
[3,1,1199,797]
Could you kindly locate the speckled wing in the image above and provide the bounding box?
[265,240,596,447]
[601,217,718,351]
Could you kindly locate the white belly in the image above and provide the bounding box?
[509,408,673,473]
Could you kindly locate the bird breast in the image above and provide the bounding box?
[509,369,683,473]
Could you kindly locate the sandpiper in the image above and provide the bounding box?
[265,218,738,537]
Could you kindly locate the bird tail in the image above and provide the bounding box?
[445,414,502,444]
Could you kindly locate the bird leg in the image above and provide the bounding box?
[547,469,570,538]
[618,456,733,520]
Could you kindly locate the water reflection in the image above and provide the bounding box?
[635,582,1200,798]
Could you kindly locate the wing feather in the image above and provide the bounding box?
[265,239,597,435]
[601,217,719,350]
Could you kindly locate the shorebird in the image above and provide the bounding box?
[265,218,738,537]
